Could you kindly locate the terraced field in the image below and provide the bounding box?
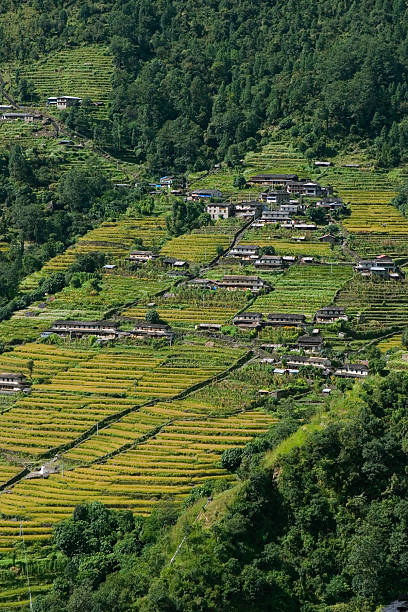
[123,285,245,329]
[0,340,244,458]
[0,391,276,550]
[161,221,240,263]
[16,44,113,116]
[249,264,353,318]
[20,215,168,291]
[240,225,337,258]
[336,277,408,329]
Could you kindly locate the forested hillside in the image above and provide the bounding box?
[3,0,408,170]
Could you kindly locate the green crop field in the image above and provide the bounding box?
[249,263,353,318]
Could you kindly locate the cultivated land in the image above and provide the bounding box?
[1,50,408,607]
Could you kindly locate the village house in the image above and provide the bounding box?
[0,373,31,395]
[334,363,369,378]
[280,203,304,214]
[206,202,235,220]
[217,275,270,293]
[162,257,188,268]
[159,175,186,190]
[58,96,82,109]
[194,323,222,332]
[254,255,285,270]
[319,233,338,244]
[129,250,158,264]
[266,313,306,327]
[355,255,403,279]
[190,188,223,200]
[287,180,333,197]
[228,244,259,260]
[297,334,324,353]
[273,367,299,376]
[260,190,290,204]
[315,306,348,323]
[248,174,299,187]
[314,161,333,167]
[316,198,344,211]
[283,355,332,370]
[186,278,216,290]
[234,201,263,219]
[259,210,291,224]
[232,312,263,329]
[48,320,119,339]
[1,112,42,122]
[289,223,317,230]
[132,320,174,339]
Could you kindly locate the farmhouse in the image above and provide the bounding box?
[232,312,263,328]
[48,320,119,339]
[280,203,304,214]
[254,255,285,270]
[0,373,31,395]
[162,257,188,268]
[314,161,333,167]
[194,323,222,332]
[297,334,324,353]
[217,275,270,293]
[206,202,235,220]
[316,198,344,211]
[283,355,332,370]
[186,278,216,290]
[159,175,186,189]
[234,201,263,219]
[129,250,158,263]
[190,188,223,200]
[287,180,332,197]
[260,190,290,204]
[57,96,82,109]
[315,306,348,323]
[0,112,42,122]
[334,364,369,378]
[228,244,259,260]
[132,321,174,339]
[260,210,291,224]
[248,174,298,187]
[319,233,338,244]
[266,313,306,326]
[355,255,402,279]
[290,223,317,230]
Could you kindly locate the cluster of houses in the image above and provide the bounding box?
[261,354,369,379]
[355,255,404,280]
[128,250,188,270]
[42,319,175,342]
[248,173,333,197]
[226,244,330,268]
[231,306,347,331]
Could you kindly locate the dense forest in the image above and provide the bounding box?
[31,373,408,611]
[3,0,408,170]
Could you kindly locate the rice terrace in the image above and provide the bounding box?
[0,1,407,610]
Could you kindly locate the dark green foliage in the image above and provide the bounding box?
[145,309,161,324]
[165,198,208,236]
[69,252,106,274]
